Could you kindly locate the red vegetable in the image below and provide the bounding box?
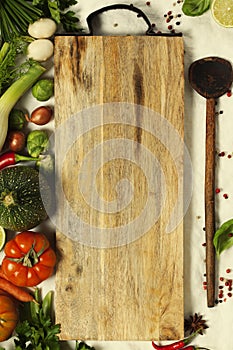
[0,151,39,170]
[28,106,53,125]
[152,332,200,350]
[0,277,35,303]
[2,231,56,287]
[6,130,25,152]
[0,289,18,341]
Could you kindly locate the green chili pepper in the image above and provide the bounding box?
[30,288,41,323]
[42,290,53,319]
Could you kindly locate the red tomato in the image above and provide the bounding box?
[0,290,18,341]
[2,231,56,287]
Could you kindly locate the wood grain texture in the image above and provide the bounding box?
[54,35,184,341]
[205,98,216,307]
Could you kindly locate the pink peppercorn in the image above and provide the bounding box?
[226,268,231,273]
[218,151,225,157]
[227,90,232,97]
[215,188,221,194]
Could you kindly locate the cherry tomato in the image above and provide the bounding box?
[2,231,56,287]
[0,290,18,341]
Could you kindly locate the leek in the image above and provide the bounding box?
[0,61,46,151]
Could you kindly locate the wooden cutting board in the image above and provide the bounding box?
[54,35,184,341]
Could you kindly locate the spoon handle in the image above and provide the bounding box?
[205,97,216,307]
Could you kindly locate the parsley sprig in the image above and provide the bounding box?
[13,288,61,350]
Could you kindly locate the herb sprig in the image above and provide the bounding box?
[13,288,61,349]
[30,0,81,32]
[0,36,33,95]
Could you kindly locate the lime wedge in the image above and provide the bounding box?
[212,0,233,27]
[0,226,6,251]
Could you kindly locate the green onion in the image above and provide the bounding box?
[0,0,42,42]
[0,61,46,151]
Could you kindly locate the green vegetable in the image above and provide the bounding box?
[27,130,50,157]
[8,108,27,130]
[30,0,81,32]
[75,341,96,350]
[0,0,42,42]
[32,78,54,101]
[14,288,61,350]
[36,154,54,175]
[0,166,50,231]
[213,219,233,257]
[0,59,46,151]
[0,37,33,95]
[182,0,210,16]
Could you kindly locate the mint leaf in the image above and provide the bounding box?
[213,219,233,257]
[182,0,210,16]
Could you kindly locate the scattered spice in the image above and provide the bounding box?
[215,188,221,194]
[223,193,229,199]
[184,313,209,336]
[215,274,233,303]
[227,90,232,97]
[218,151,225,157]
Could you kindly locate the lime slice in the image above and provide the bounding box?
[211,0,233,27]
[0,226,6,251]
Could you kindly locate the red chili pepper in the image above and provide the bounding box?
[0,152,39,170]
[152,331,201,350]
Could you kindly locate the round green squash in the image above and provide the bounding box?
[0,166,50,231]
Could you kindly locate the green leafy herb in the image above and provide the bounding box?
[0,36,33,95]
[182,0,211,16]
[0,0,42,42]
[14,288,61,350]
[213,219,233,257]
[31,0,81,32]
[75,341,96,350]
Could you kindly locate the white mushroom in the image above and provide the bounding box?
[28,18,57,39]
[27,39,54,62]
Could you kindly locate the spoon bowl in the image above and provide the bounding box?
[189,57,232,98]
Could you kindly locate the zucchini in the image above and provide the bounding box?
[0,166,50,231]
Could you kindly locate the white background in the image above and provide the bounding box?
[1,0,233,349]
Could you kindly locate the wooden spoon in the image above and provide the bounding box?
[189,57,232,307]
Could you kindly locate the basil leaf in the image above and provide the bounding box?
[213,219,233,257]
[182,0,211,16]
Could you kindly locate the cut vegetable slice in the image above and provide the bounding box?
[211,0,233,27]
[0,226,6,251]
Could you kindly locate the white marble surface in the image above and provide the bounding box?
[1,0,233,349]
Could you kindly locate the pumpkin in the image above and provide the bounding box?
[0,290,18,342]
[0,166,50,231]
